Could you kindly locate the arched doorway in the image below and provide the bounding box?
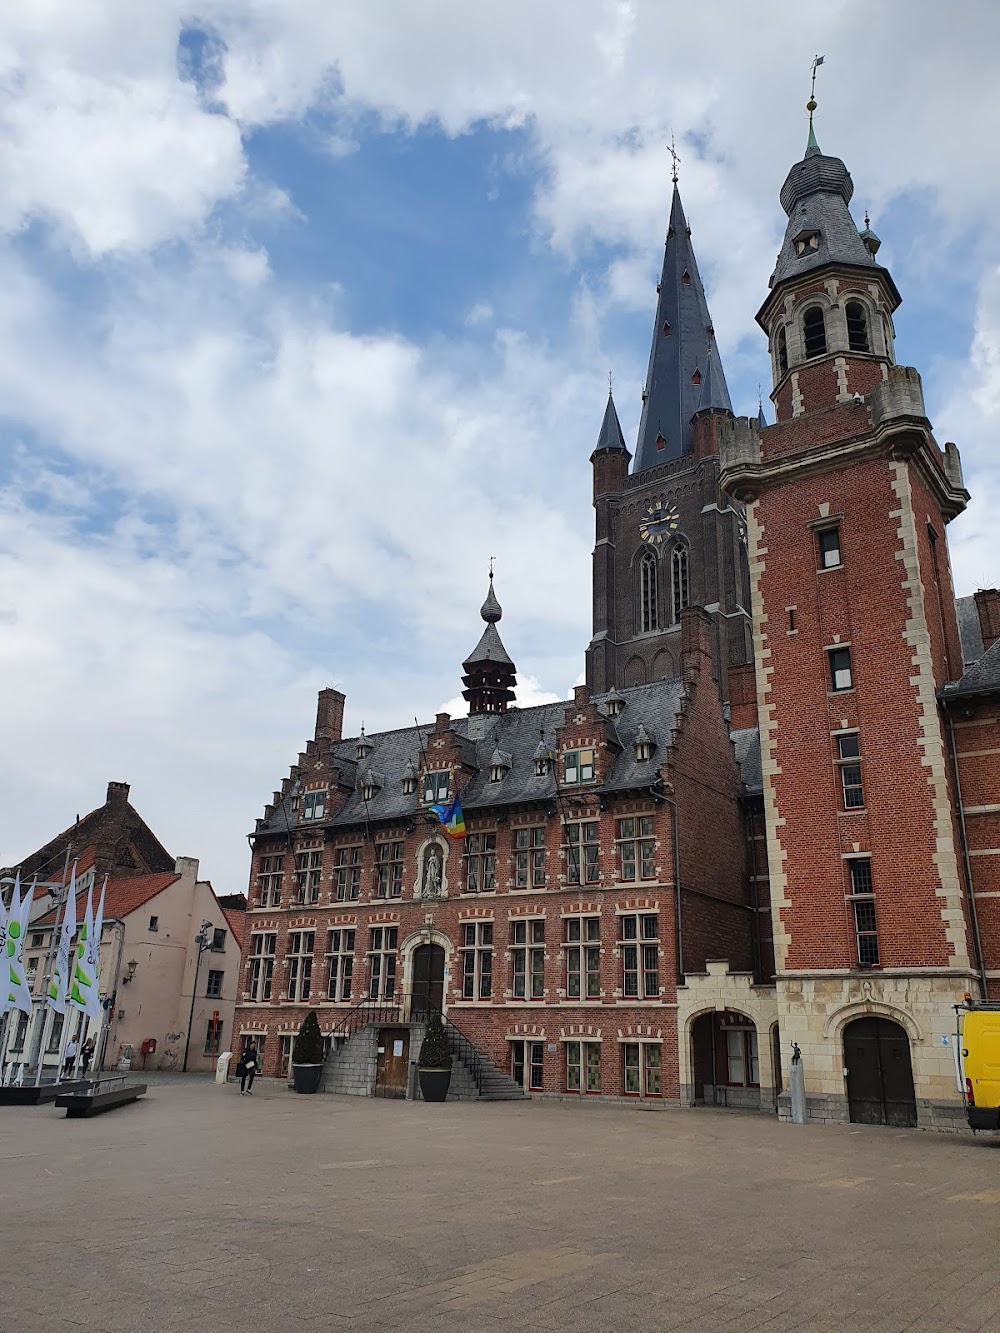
[843,1016,917,1127]
[690,1010,761,1109]
[411,943,445,1018]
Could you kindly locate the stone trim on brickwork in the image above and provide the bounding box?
[821,999,923,1042]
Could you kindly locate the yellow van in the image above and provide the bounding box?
[962,1003,1000,1132]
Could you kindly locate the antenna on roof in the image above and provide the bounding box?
[668,131,680,185]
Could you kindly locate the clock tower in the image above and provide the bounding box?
[585,183,753,696]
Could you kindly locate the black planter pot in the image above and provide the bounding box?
[292,1063,323,1094]
[418,1068,452,1102]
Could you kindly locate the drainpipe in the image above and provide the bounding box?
[944,704,988,997]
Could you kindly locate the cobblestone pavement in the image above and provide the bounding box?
[3,1079,999,1332]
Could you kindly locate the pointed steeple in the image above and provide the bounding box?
[694,338,729,415]
[634,185,732,471]
[462,573,517,715]
[595,388,627,453]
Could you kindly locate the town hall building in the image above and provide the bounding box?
[232,114,1000,1129]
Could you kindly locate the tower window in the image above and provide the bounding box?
[777,325,788,376]
[845,301,869,353]
[681,271,691,285]
[691,369,702,385]
[803,306,827,358]
[794,229,820,255]
[828,647,853,692]
[639,550,658,634]
[848,859,879,967]
[817,527,842,568]
[837,733,864,809]
[662,321,671,336]
[670,546,689,624]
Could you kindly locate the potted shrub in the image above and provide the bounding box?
[291,1012,325,1094]
[417,1012,453,1102]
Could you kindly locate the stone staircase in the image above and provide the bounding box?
[315,1001,525,1102]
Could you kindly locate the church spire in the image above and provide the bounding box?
[634,184,732,472]
[462,572,517,715]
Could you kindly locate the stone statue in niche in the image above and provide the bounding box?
[421,843,443,898]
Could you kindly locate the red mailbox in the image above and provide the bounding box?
[140,1038,157,1068]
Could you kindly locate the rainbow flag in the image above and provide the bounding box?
[431,796,466,839]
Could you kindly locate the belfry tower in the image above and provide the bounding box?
[462,573,517,715]
[720,98,974,1127]
[586,178,752,697]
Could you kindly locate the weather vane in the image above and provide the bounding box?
[489,555,496,578]
[808,54,824,120]
[608,367,613,396]
[668,131,680,185]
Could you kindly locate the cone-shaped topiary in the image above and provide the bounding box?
[418,1012,453,1070]
[292,1011,324,1065]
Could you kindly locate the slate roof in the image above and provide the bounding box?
[768,139,898,300]
[731,729,763,795]
[956,595,985,667]
[634,185,732,471]
[462,621,514,670]
[593,389,628,453]
[941,638,1000,701]
[256,678,699,835]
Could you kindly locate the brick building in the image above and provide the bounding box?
[234,120,999,1128]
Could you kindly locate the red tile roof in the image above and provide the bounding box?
[34,872,178,927]
[220,903,247,955]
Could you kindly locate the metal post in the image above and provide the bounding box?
[182,923,212,1073]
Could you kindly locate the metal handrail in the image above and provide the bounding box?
[443,1013,485,1093]
[329,993,402,1041]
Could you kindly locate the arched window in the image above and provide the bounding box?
[639,550,658,633]
[777,325,788,376]
[802,306,827,359]
[845,301,869,353]
[670,546,689,624]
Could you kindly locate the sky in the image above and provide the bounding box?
[1,2,998,895]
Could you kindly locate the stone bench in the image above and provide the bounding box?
[55,1079,147,1118]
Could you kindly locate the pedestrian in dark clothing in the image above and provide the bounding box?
[238,1046,258,1095]
[80,1036,96,1075]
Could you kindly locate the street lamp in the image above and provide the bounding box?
[182,920,214,1073]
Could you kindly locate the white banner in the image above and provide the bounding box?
[47,866,77,1015]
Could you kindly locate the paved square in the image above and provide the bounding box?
[3,1078,1000,1332]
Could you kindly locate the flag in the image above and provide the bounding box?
[813,54,825,68]
[87,878,106,1021]
[2,873,35,1017]
[430,795,466,839]
[47,866,77,1015]
[68,885,97,1016]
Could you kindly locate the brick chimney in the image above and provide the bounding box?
[680,605,713,679]
[974,588,1000,651]
[573,684,591,707]
[106,781,130,807]
[315,688,346,742]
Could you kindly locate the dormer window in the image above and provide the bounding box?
[691,368,702,385]
[794,229,820,256]
[401,763,417,797]
[634,726,654,763]
[604,688,625,718]
[356,726,373,762]
[563,748,595,786]
[423,770,449,805]
[489,749,511,784]
[533,739,551,778]
[802,306,827,359]
[303,790,326,821]
[359,770,383,803]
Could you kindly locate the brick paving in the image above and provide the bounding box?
[2,1079,1000,1332]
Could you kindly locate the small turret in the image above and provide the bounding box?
[461,573,517,715]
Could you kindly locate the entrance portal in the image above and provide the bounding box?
[690,1011,761,1109]
[411,943,445,1018]
[844,1016,917,1127]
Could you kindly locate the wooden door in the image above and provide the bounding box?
[845,1017,917,1127]
[411,944,445,1018]
[374,1027,410,1099]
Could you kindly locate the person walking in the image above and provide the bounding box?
[238,1045,258,1096]
[80,1035,96,1075]
[63,1037,79,1079]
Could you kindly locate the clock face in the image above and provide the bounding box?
[639,500,680,545]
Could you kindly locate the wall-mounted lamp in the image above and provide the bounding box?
[122,958,138,984]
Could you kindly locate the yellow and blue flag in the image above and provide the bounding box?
[430,796,466,839]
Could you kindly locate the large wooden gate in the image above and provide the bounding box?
[844,1017,917,1127]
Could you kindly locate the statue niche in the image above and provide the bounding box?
[420,842,445,899]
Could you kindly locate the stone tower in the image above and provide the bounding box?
[720,115,975,1127]
[585,184,752,696]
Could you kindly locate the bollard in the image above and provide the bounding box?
[215,1051,232,1085]
[789,1042,806,1125]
